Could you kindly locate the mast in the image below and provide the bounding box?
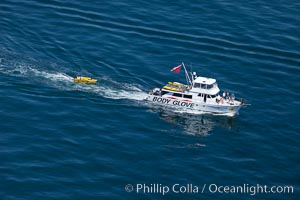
[182,62,192,86]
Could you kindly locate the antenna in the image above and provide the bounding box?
[189,62,194,82]
[181,62,192,86]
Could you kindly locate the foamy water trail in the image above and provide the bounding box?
[0,63,147,101]
[0,60,234,116]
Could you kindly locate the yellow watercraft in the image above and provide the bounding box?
[163,81,184,92]
[74,76,97,84]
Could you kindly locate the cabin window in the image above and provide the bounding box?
[194,83,200,88]
[198,93,203,97]
[201,84,207,89]
[183,95,192,99]
[161,91,170,95]
[208,95,217,98]
[173,93,182,97]
[207,84,214,89]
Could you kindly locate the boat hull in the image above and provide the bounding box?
[144,95,242,116]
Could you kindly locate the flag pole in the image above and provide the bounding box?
[182,62,192,86]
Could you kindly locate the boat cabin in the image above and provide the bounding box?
[156,76,221,103]
[190,76,220,95]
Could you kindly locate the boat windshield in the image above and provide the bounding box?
[207,84,214,89]
[194,83,216,89]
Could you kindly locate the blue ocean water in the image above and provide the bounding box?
[0,0,299,199]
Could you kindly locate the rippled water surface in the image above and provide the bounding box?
[0,0,299,199]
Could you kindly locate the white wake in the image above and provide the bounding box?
[0,64,147,101]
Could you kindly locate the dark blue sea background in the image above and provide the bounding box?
[0,0,299,199]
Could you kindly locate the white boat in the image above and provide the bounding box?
[144,63,247,116]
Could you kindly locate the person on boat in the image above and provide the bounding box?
[216,94,221,104]
[231,93,235,101]
[154,89,160,95]
[192,72,197,80]
[226,95,230,103]
[220,97,224,104]
[241,98,245,104]
[223,91,226,98]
